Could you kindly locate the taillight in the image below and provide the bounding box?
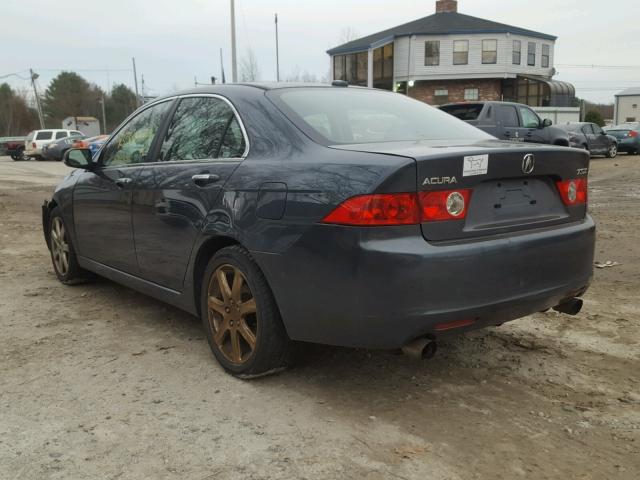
[321,193,420,226]
[321,189,472,226]
[419,189,472,222]
[629,130,638,138]
[32,142,36,148]
[556,179,587,206]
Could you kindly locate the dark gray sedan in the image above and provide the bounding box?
[42,84,595,377]
[557,122,618,158]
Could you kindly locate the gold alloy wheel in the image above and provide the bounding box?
[50,217,70,276]
[207,264,258,364]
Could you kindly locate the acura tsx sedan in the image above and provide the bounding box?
[43,83,595,377]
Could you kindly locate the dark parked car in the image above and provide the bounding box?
[43,84,595,377]
[440,101,570,146]
[5,138,26,160]
[42,135,86,161]
[604,123,640,155]
[556,122,618,158]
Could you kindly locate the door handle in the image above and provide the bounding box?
[115,177,133,188]
[191,173,220,187]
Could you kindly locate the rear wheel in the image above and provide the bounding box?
[606,143,618,158]
[48,207,91,284]
[200,246,293,378]
[10,147,25,161]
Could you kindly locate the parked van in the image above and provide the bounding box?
[25,129,84,159]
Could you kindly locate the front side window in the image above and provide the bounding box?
[35,131,53,140]
[528,42,536,66]
[100,101,171,167]
[482,39,497,64]
[160,96,245,161]
[464,88,479,101]
[425,41,440,66]
[519,106,540,128]
[453,40,469,65]
[268,87,492,145]
[541,44,550,68]
[513,40,521,65]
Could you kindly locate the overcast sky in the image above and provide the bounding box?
[2,0,639,103]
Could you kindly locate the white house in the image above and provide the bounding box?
[327,0,575,107]
[614,88,640,124]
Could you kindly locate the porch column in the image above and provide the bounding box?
[367,49,374,88]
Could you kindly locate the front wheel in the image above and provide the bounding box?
[606,143,618,158]
[200,246,293,378]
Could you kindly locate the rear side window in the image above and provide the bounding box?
[55,131,67,139]
[160,96,246,161]
[35,131,53,140]
[440,104,484,121]
[500,106,520,127]
[268,88,491,144]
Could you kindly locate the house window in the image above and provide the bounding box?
[527,42,536,66]
[464,88,479,101]
[425,41,440,66]
[433,88,449,105]
[453,40,469,65]
[541,44,550,68]
[372,43,394,90]
[513,40,521,65]
[627,117,637,122]
[482,39,497,64]
[334,55,345,80]
[333,52,368,86]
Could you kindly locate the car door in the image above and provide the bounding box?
[499,105,522,142]
[132,94,248,290]
[517,106,544,144]
[589,123,608,154]
[73,100,174,273]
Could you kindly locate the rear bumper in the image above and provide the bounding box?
[616,139,640,152]
[254,216,595,349]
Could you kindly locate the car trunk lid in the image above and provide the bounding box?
[331,139,590,242]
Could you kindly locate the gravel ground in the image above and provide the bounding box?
[0,154,638,479]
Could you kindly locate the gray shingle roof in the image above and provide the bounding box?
[327,12,557,55]
[616,87,640,97]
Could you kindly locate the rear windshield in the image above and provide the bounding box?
[439,104,484,121]
[35,131,53,140]
[268,87,491,145]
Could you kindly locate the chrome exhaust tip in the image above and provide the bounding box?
[402,337,438,360]
[553,298,583,316]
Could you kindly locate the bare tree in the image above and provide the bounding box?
[239,49,260,82]
[285,66,319,83]
[339,27,360,44]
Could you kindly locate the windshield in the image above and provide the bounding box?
[268,87,491,145]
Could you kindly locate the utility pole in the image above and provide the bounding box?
[220,48,226,84]
[132,57,141,107]
[99,94,107,134]
[230,0,237,82]
[29,69,45,129]
[275,13,280,82]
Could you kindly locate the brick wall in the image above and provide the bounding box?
[408,79,502,105]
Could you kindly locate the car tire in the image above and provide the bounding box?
[200,245,293,378]
[48,207,92,285]
[10,147,25,161]
[606,143,618,159]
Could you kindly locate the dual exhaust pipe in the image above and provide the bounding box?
[402,297,583,361]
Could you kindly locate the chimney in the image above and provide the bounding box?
[436,0,458,13]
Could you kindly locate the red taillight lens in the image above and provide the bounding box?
[32,142,36,148]
[322,189,472,226]
[556,178,587,206]
[629,130,638,138]
[321,193,420,226]
[419,189,472,222]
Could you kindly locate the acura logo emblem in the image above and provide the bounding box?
[522,154,535,174]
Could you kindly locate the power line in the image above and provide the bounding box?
[556,64,640,70]
[32,67,132,72]
[0,71,30,80]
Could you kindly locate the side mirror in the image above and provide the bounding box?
[541,118,553,127]
[63,148,94,169]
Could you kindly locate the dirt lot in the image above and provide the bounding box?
[1,154,638,479]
